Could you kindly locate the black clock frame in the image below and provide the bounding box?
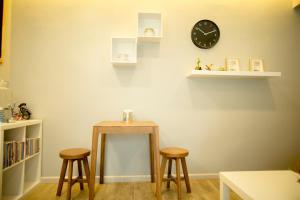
[191,19,220,49]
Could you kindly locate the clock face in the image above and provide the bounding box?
[191,20,220,49]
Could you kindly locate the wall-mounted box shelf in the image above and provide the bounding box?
[187,70,282,79]
[293,0,300,8]
[0,120,42,200]
[111,37,137,66]
[137,12,162,43]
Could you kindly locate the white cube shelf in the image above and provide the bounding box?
[138,12,162,43]
[111,37,137,66]
[0,120,42,200]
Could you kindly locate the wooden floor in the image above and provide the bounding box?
[21,179,242,200]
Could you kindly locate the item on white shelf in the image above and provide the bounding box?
[7,103,17,122]
[18,103,31,120]
[202,64,213,71]
[215,66,226,71]
[117,53,129,61]
[122,109,133,122]
[226,58,240,71]
[249,58,264,72]
[194,58,201,70]
[144,27,156,36]
[0,107,4,123]
[0,80,8,88]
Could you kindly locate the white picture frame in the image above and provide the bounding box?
[249,58,264,72]
[226,58,240,71]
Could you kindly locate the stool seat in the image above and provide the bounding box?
[160,147,189,158]
[59,148,90,160]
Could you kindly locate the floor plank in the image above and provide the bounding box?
[20,179,242,200]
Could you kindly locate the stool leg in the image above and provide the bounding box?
[83,157,90,188]
[99,133,106,184]
[56,159,68,196]
[181,157,191,193]
[77,159,84,190]
[166,159,172,189]
[176,158,182,200]
[160,157,167,187]
[149,134,155,183]
[67,160,73,200]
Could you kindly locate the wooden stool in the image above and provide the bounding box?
[56,148,91,200]
[160,147,191,200]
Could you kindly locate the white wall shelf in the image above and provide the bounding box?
[187,70,282,79]
[293,0,300,8]
[137,12,162,43]
[0,120,42,200]
[111,37,137,66]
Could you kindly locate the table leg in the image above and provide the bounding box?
[220,180,230,200]
[89,127,99,200]
[149,134,155,183]
[153,127,161,200]
[99,133,106,184]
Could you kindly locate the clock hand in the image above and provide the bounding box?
[195,27,206,35]
[205,30,217,35]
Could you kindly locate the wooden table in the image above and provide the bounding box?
[220,170,300,200]
[89,121,161,200]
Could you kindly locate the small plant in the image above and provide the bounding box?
[195,57,201,70]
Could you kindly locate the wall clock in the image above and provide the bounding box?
[191,20,220,49]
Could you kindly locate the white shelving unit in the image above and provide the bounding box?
[293,0,300,8]
[111,37,137,66]
[187,70,282,79]
[0,120,42,200]
[137,12,162,43]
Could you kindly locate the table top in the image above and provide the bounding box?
[94,121,157,127]
[220,170,300,200]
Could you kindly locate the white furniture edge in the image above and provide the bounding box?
[219,171,300,200]
[137,12,163,43]
[187,70,282,78]
[0,119,42,200]
[0,119,42,130]
[111,37,137,66]
[219,172,251,200]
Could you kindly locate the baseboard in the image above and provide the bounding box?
[41,173,218,183]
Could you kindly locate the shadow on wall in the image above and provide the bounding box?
[186,78,275,111]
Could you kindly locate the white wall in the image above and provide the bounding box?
[10,0,300,178]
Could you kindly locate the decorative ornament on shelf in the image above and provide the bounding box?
[18,103,31,120]
[7,103,17,123]
[203,64,213,71]
[226,58,240,71]
[194,58,202,70]
[215,66,226,71]
[144,27,156,37]
[249,58,264,72]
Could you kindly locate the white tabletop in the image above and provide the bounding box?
[220,170,300,200]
